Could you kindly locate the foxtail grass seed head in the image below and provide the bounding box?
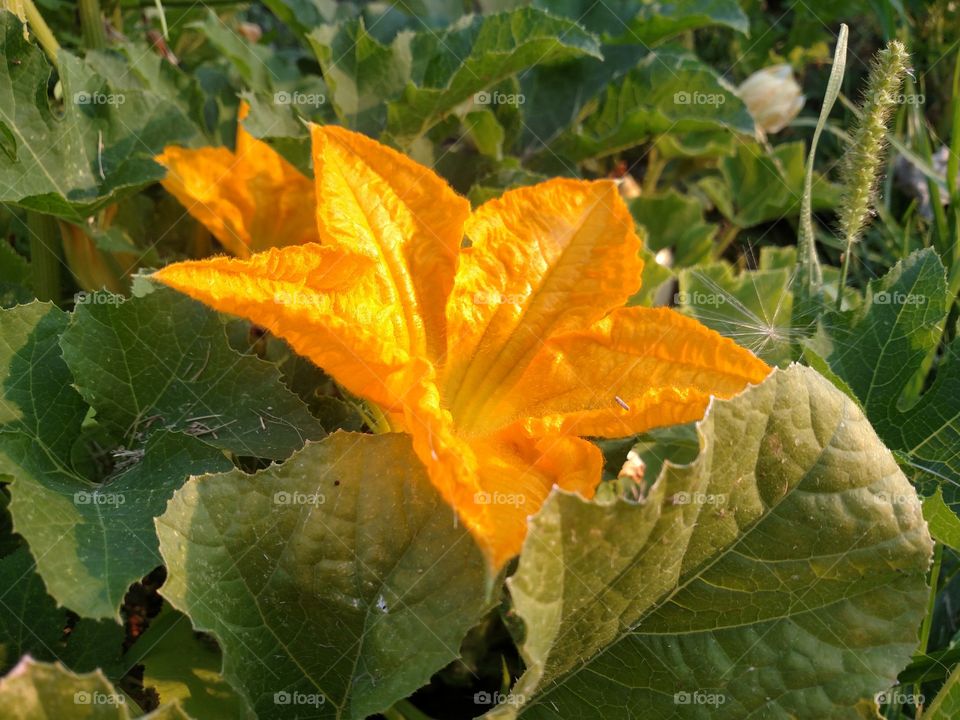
[838,41,910,246]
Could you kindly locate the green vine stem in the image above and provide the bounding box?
[5,0,60,66]
[79,0,107,50]
[27,212,63,302]
[835,40,909,309]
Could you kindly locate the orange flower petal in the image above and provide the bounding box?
[443,179,643,435]
[156,110,317,258]
[493,306,771,438]
[310,124,471,361]
[152,245,418,411]
[401,376,601,567]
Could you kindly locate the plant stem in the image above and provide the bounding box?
[79,0,107,49]
[642,147,665,195]
[17,0,60,66]
[915,542,943,711]
[28,212,63,302]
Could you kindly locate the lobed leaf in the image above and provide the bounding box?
[490,365,932,719]
[156,432,495,719]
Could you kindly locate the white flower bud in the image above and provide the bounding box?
[737,64,805,134]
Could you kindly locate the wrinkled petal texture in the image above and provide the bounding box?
[443,179,643,435]
[503,307,772,437]
[401,373,602,568]
[153,124,771,569]
[152,245,420,411]
[311,125,470,362]
[156,118,317,258]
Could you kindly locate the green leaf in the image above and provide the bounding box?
[618,0,749,44]
[192,11,278,93]
[308,19,412,136]
[126,607,253,720]
[386,8,602,142]
[0,13,197,221]
[156,432,495,720]
[677,247,797,365]
[629,190,717,267]
[518,44,645,153]
[0,302,231,619]
[260,0,339,39]
[531,0,748,44]
[0,240,30,308]
[59,288,326,460]
[698,140,840,228]
[925,663,960,719]
[464,109,506,159]
[923,488,960,551]
[0,656,191,719]
[492,365,932,719]
[0,547,74,668]
[806,249,959,491]
[0,547,126,676]
[549,49,754,160]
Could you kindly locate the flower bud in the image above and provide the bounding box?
[737,64,805,134]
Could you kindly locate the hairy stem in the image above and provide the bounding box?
[79,0,107,49]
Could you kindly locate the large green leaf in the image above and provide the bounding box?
[490,365,932,719]
[385,8,602,142]
[59,288,326,460]
[308,18,411,136]
[0,547,126,677]
[518,44,645,153]
[0,657,190,719]
[0,303,231,619]
[156,432,494,719]
[549,49,754,160]
[629,190,717,267]
[0,12,197,221]
[530,0,748,44]
[806,249,959,492]
[126,607,253,720]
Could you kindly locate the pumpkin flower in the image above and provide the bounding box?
[155,102,318,258]
[152,123,770,568]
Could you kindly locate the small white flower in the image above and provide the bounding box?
[737,64,805,134]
